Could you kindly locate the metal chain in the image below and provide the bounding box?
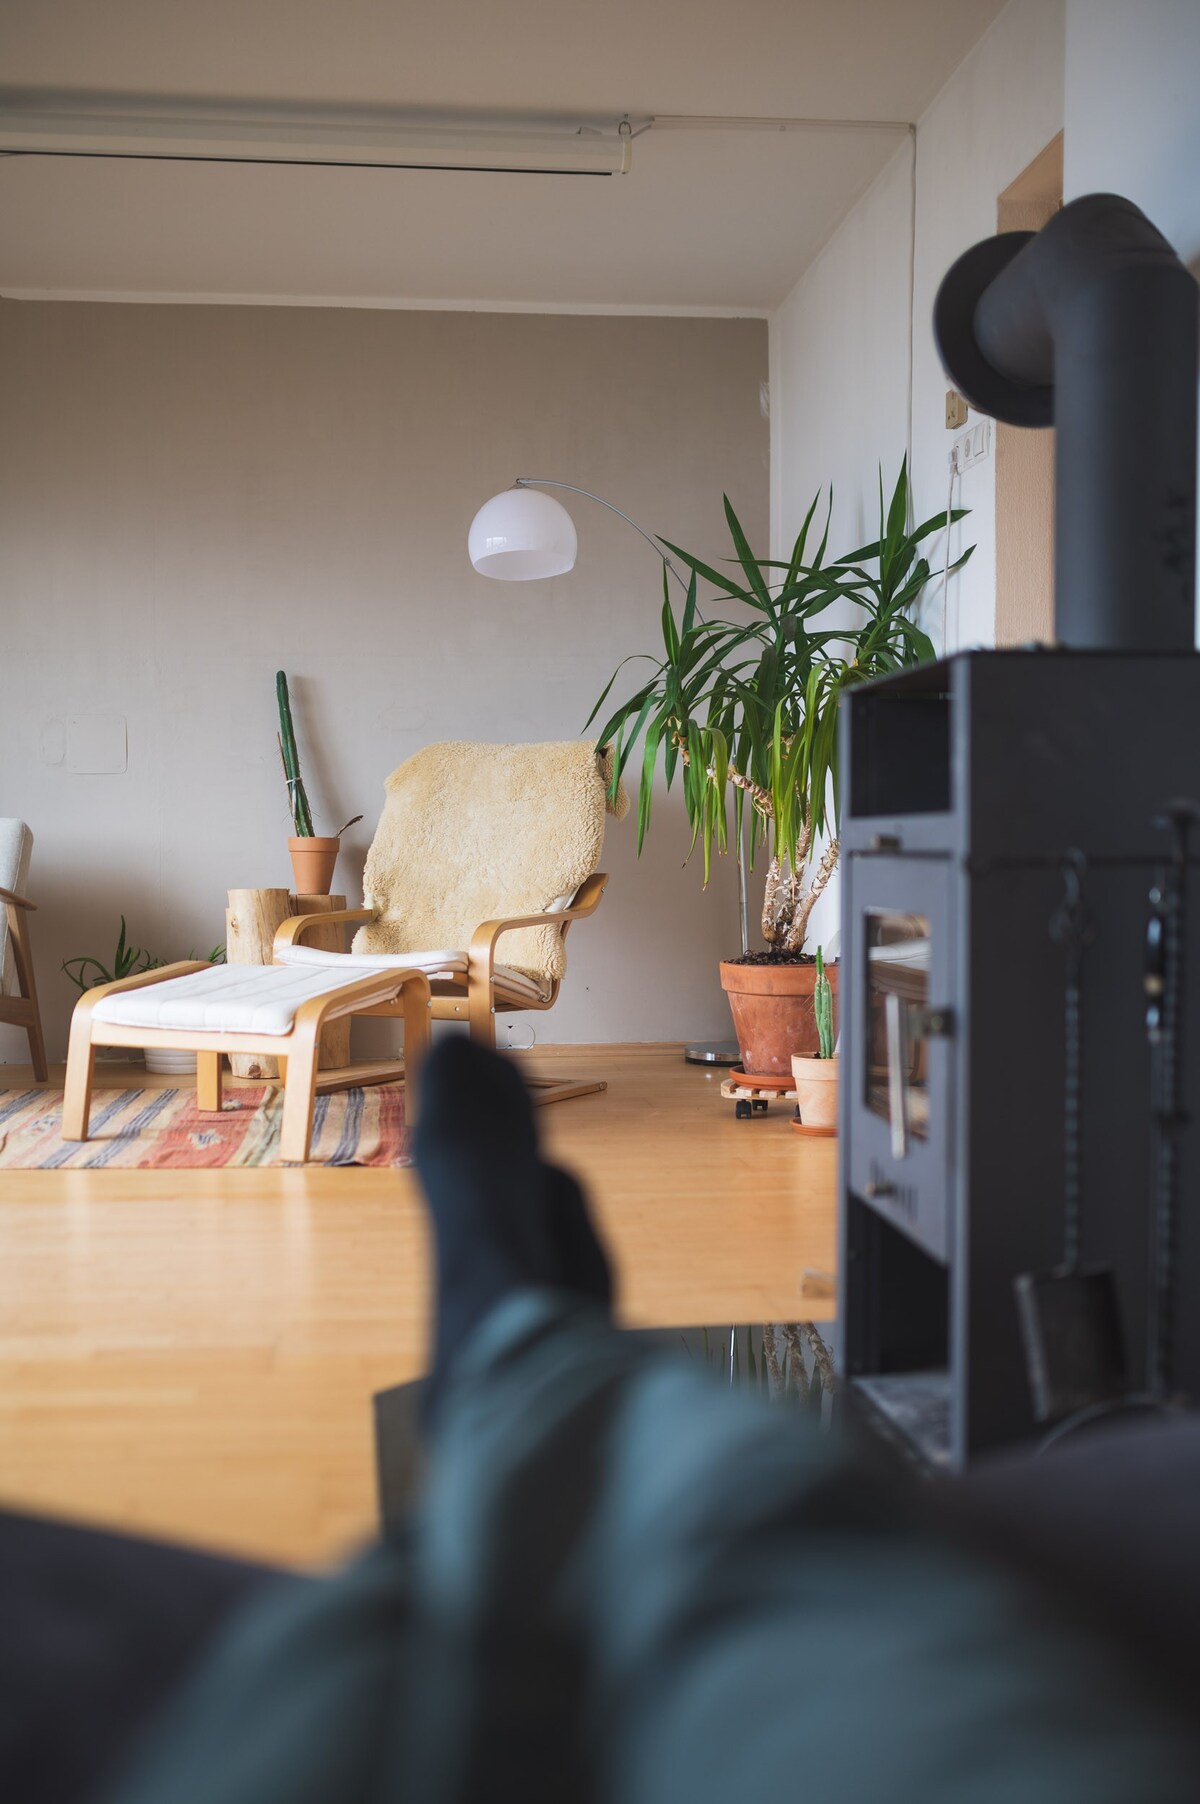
[1149,866,1180,1399]
[1145,801,1199,1398]
[1049,851,1092,1270]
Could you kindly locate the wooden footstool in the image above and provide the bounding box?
[63,959,431,1163]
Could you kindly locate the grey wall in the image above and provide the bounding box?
[0,303,768,1058]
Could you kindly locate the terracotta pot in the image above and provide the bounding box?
[288,836,339,896]
[719,959,839,1079]
[791,1053,840,1135]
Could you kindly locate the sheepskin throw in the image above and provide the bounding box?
[353,742,629,984]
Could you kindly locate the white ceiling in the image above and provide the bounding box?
[0,0,1007,311]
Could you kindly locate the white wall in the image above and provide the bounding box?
[769,147,913,563]
[771,0,1065,650]
[1064,0,1200,260]
[1064,0,1200,621]
[768,0,1064,948]
[0,304,768,1059]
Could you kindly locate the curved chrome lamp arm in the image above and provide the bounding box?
[514,477,689,593]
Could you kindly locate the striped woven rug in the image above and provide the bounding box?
[0,1084,409,1169]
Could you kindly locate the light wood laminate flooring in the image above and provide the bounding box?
[0,1046,835,1566]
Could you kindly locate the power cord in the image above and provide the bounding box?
[940,442,958,652]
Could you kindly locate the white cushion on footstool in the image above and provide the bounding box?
[91,962,399,1037]
[274,940,551,1003]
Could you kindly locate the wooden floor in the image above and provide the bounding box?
[0,1045,836,1568]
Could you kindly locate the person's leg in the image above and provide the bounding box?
[100,1042,1200,1804]
[413,1034,612,1422]
[0,1509,285,1804]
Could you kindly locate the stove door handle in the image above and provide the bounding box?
[885,991,909,1161]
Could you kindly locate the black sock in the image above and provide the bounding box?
[543,1164,614,1311]
[413,1038,611,1424]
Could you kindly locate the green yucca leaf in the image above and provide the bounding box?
[885,457,909,552]
[657,538,759,602]
[811,488,832,569]
[636,716,663,853]
[785,490,821,590]
[582,654,659,732]
[722,494,773,612]
[582,461,971,937]
[680,566,698,643]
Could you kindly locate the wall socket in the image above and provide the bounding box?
[945,388,969,430]
[951,418,992,475]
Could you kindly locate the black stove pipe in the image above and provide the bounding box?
[934,193,1198,652]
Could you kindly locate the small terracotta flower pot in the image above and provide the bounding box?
[790,1053,840,1135]
[288,836,339,896]
[719,959,839,1078]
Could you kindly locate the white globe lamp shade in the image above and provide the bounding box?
[468,487,578,580]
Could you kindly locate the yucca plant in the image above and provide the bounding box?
[587,460,970,956]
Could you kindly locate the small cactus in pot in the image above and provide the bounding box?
[814,946,835,1060]
[276,671,362,895]
[791,944,839,1135]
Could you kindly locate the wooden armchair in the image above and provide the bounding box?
[0,820,48,1082]
[271,740,626,1106]
[275,871,607,1105]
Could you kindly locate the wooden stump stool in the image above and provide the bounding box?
[226,888,353,1079]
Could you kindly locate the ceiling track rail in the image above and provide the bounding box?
[0,96,914,175]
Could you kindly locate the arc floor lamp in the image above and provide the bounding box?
[468,476,749,1064]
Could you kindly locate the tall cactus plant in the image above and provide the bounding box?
[276,670,315,838]
[814,945,835,1060]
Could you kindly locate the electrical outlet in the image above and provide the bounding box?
[951,418,992,475]
[945,389,969,430]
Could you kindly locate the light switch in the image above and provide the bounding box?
[67,713,128,774]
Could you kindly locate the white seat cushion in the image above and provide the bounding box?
[275,940,552,1004]
[91,962,402,1037]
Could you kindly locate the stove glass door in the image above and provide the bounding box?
[865,911,931,1148]
[844,855,953,1263]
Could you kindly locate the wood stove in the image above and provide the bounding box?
[839,651,1200,1467]
[839,194,1200,1469]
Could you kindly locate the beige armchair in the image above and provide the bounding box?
[273,741,626,1105]
[0,819,48,1081]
